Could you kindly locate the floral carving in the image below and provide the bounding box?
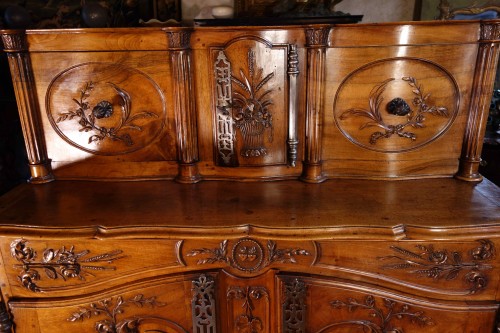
[56,81,158,146]
[378,240,495,294]
[340,76,449,144]
[11,239,124,292]
[232,49,274,157]
[186,239,310,272]
[227,286,269,333]
[67,294,187,333]
[326,295,434,333]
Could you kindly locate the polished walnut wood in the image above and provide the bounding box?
[1,19,500,332]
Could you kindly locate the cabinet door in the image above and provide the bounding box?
[279,275,499,333]
[9,273,217,333]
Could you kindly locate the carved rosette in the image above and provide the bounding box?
[11,239,125,292]
[378,240,495,294]
[282,279,307,333]
[185,238,311,273]
[325,295,434,332]
[67,294,188,333]
[192,274,217,332]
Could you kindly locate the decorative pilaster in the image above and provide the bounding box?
[287,44,299,167]
[1,30,54,184]
[456,22,500,181]
[301,27,330,183]
[192,274,217,333]
[166,29,201,183]
[282,279,306,333]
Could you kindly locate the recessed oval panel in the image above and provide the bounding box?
[333,58,460,153]
[47,62,165,155]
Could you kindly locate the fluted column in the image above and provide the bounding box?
[1,30,54,184]
[300,26,330,183]
[165,29,201,183]
[456,22,500,182]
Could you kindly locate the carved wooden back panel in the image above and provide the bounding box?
[2,21,499,182]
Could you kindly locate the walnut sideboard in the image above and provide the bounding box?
[1,20,500,332]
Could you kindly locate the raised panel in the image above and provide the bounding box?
[279,276,499,333]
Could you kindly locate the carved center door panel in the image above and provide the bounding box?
[193,28,305,180]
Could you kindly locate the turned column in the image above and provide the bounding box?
[1,30,54,184]
[165,29,201,183]
[300,26,330,183]
[456,22,500,181]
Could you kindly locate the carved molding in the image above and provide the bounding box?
[378,240,495,294]
[325,295,434,332]
[68,294,188,333]
[11,239,125,292]
[192,274,217,333]
[339,76,449,144]
[227,285,269,332]
[186,239,310,272]
[282,279,306,333]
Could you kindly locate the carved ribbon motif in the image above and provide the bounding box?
[186,239,310,273]
[227,285,269,332]
[67,294,188,333]
[56,81,158,146]
[325,295,434,333]
[340,76,449,144]
[11,239,124,292]
[378,240,495,294]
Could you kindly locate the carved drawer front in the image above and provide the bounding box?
[279,275,499,333]
[314,240,498,299]
[8,273,213,333]
[1,238,183,297]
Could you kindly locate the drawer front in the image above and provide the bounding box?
[279,275,499,333]
[314,239,499,299]
[1,238,184,297]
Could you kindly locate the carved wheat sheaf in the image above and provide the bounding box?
[378,240,495,294]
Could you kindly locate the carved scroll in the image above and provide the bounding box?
[192,274,217,333]
[11,239,124,292]
[282,279,306,333]
[1,31,54,183]
[378,240,495,294]
[325,295,434,332]
[287,44,300,167]
[67,294,188,332]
